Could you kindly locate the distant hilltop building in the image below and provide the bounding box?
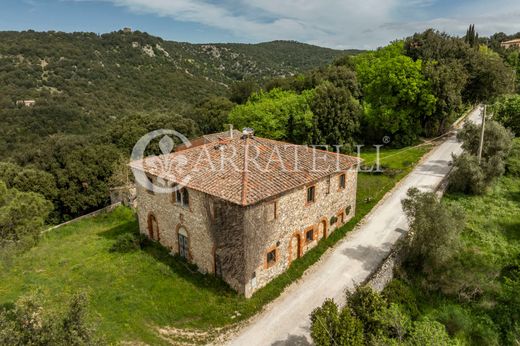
[130,129,360,297]
[501,38,520,49]
[122,27,132,33]
[16,99,36,107]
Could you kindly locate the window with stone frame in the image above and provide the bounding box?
[326,176,331,194]
[305,229,314,243]
[306,185,315,203]
[266,249,277,267]
[266,200,278,221]
[173,186,190,207]
[339,173,346,190]
[146,174,155,195]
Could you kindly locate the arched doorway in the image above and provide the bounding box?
[147,213,159,240]
[289,233,301,263]
[177,226,189,260]
[318,219,328,239]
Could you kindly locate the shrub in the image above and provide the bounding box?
[382,280,420,318]
[401,188,465,277]
[309,298,364,346]
[109,232,147,253]
[448,153,486,194]
[408,319,453,346]
[347,286,386,336]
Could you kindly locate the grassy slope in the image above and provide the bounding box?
[386,173,520,344]
[0,146,431,344]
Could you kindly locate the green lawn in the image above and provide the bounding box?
[0,145,431,344]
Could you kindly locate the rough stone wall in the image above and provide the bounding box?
[135,183,215,274]
[242,168,358,297]
[135,168,358,297]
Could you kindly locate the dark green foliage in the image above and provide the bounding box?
[382,280,419,318]
[310,81,361,148]
[347,286,386,336]
[187,97,235,134]
[0,292,101,345]
[465,24,479,48]
[0,181,52,248]
[109,232,147,253]
[401,188,465,277]
[310,298,365,346]
[229,80,259,104]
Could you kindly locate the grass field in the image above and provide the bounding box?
[0,145,431,344]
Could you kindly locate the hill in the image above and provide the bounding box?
[0,30,351,115]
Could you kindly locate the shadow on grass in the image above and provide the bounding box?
[501,221,520,242]
[98,222,238,297]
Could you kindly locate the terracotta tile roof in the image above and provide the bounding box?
[130,134,361,206]
[503,38,520,44]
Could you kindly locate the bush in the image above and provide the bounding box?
[407,319,453,346]
[109,232,147,253]
[347,286,386,336]
[449,153,486,194]
[382,280,420,318]
[310,298,364,346]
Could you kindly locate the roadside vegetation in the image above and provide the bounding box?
[309,91,520,345]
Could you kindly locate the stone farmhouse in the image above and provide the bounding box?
[501,38,520,49]
[130,130,360,297]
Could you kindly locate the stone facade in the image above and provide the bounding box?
[135,168,357,297]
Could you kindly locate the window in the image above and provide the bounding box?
[306,229,314,243]
[146,174,155,195]
[173,187,189,207]
[326,176,331,194]
[339,174,346,189]
[307,186,315,203]
[267,201,277,221]
[266,249,277,267]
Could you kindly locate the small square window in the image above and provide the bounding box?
[266,249,277,266]
[339,174,346,189]
[306,229,314,242]
[307,186,315,203]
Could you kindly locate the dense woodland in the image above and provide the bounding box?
[0,26,519,236]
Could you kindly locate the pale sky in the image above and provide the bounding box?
[2,0,520,49]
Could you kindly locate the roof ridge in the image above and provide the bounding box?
[240,136,250,206]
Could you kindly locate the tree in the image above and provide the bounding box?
[493,94,520,135]
[379,303,412,342]
[347,285,386,337]
[229,80,258,104]
[355,42,437,146]
[310,298,365,346]
[187,96,234,134]
[401,187,465,276]
[422,60,467,136]
[465,24,479,48]
[0,292,100,345]
[0,181,52,248]
[457,120,513,160]
[448,153,487,194]
[228,88,314,142]
[310,81,361,148]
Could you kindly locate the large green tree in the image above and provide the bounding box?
[310,81,361,148]
[228,88,314,142]
[355,42,437,145]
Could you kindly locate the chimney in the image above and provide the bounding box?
[229,124,234,139]
[242,127,254,139]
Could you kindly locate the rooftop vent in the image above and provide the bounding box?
[242,127,254,139]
